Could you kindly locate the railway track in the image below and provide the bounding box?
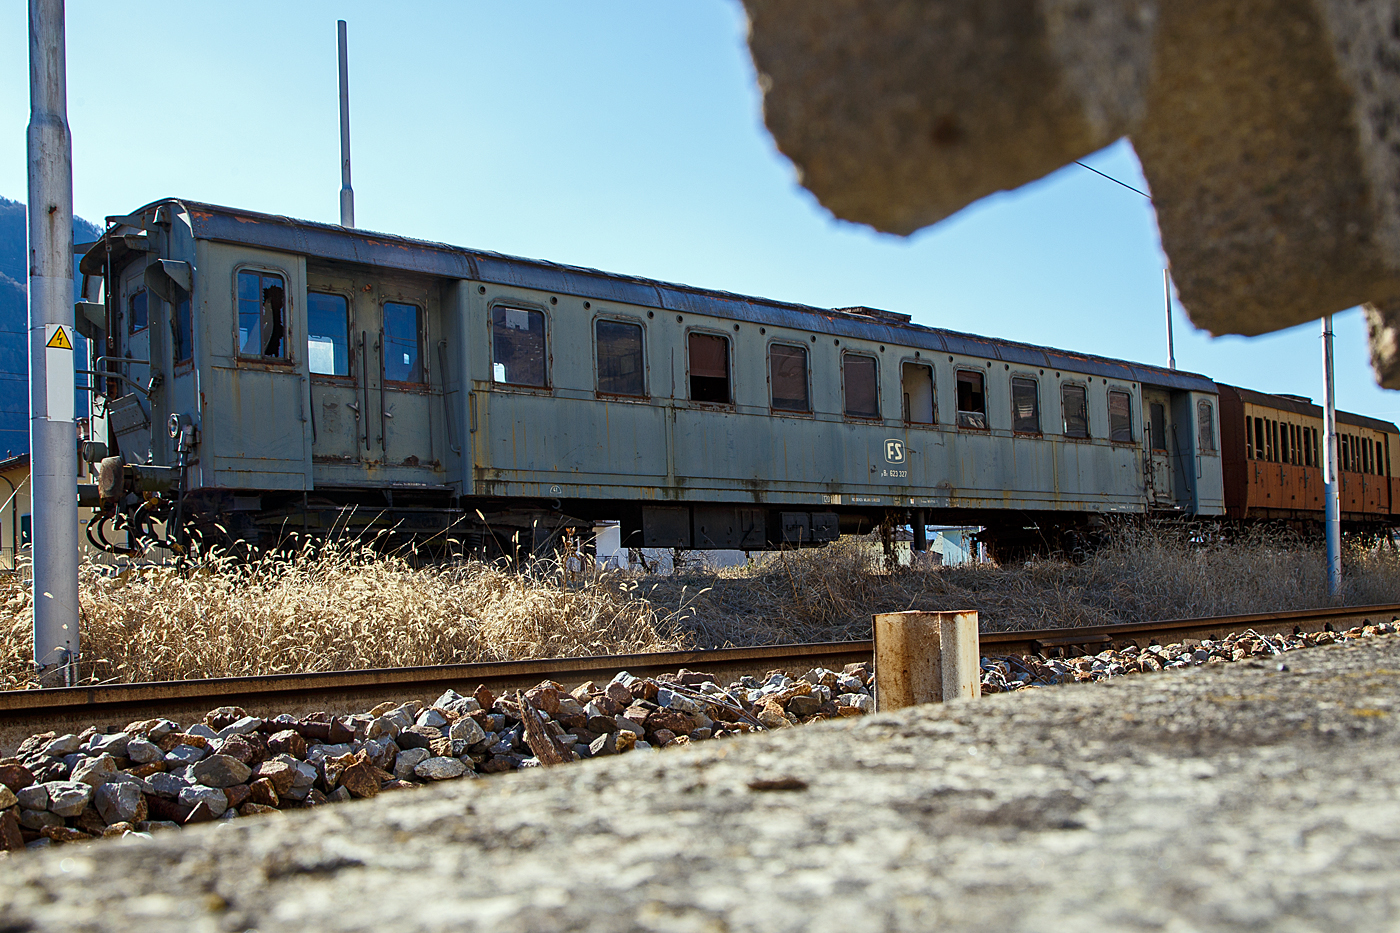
[4,602,1398,755]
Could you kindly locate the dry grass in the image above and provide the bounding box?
[0,540,702,690]
[2,523,1399,688]
[652,523,1400,646]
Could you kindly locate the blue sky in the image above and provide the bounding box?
[2,1,1393,420]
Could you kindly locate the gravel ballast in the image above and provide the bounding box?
[3,629,1400,930]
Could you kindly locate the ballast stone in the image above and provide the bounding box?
[742,0,1400,374]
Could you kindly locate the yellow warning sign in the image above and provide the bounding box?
[45,326,72,350]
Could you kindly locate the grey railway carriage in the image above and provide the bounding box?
[74,199,1224,558]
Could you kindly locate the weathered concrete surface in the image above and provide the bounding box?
[5,636,1400,931]
[744,0,1400,368]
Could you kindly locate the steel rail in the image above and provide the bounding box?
[3,602,1399,755]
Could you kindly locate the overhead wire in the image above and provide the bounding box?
[1074,160,1152,201]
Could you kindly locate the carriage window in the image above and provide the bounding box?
[173,298,192,363]
[901,362,934,425]
[1108,390,1133,442]
[384,302,422,383]
[596,319,645,396]
[1011,376,1040,433]
[307,292,350,376]
[769,344,809,412]
[688,332,730,403]
[1062,384,1088,438]
[1197,399,1217,454]
[1245,416,1254,459]
[844,354,880,419]
[493,306,547,387]
[1151,403,1168,452]
[956,370,987,429]
[128,288,148,334]
[236,270,286,358]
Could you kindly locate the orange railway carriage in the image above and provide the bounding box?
[1217,384,1398,526]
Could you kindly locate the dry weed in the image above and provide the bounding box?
[2,523,1398,687]
[0,540,699,690]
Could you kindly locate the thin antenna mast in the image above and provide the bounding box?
[1164,268,1176,370]
[338,19,354,228]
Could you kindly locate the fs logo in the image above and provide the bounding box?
[884,439,905,464]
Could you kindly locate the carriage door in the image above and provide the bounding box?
[221,266,310,490]
[375,278,439,479]
[110,264,154,463]
[1143,390,1174,507]
[305,270,361,469]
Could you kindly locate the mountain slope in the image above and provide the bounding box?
[0,196,102,457]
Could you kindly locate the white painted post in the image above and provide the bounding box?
[27,0,79,686]
[1322,315,1341,598]
[872,611,980,710]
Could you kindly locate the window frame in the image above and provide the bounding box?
[1196,399,1218,455]
[382,299,426,385]
[1010,374,1041,435]
[954,368,989,431]
[172,295,194,367]
[489,301,551,392]
[685,328,733,407]
[1060,381,1090,439]
[767,340,812,415]
[1106,387,1134,444]
[127,285,149,336]
[899,359,936,426]
[233,264,293,365]
[306,287,355,382]
[841,351,882,421]
[593,315,649,400]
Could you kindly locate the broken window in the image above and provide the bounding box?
[384,302,423,383]
[901,362,934,425]
[1253,416,1265,461]
[128,287,148,334]
[1280,422,1291,464]
[492,306,547,387]
[237,269,286,358]
[956,370,987,429]
[1011,376,1039,433]
[688,332,730,403]
[1061,383,1088,438]
[843,354,880,419]
[173,297,192,364]
[1197,400,1216,453]
[596,319,645,396]
[1246,416,1254,459]
[769,344,809,412]
[1108,389,1133,443]
[1152,403,1168,452]
[307,292,350,376]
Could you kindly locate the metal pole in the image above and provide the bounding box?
[27,0,79,686]
[1164,268,1176,371]
[338,19,355,228]
[1321,315,1342,598]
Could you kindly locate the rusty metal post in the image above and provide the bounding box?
[872,611,980,710]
